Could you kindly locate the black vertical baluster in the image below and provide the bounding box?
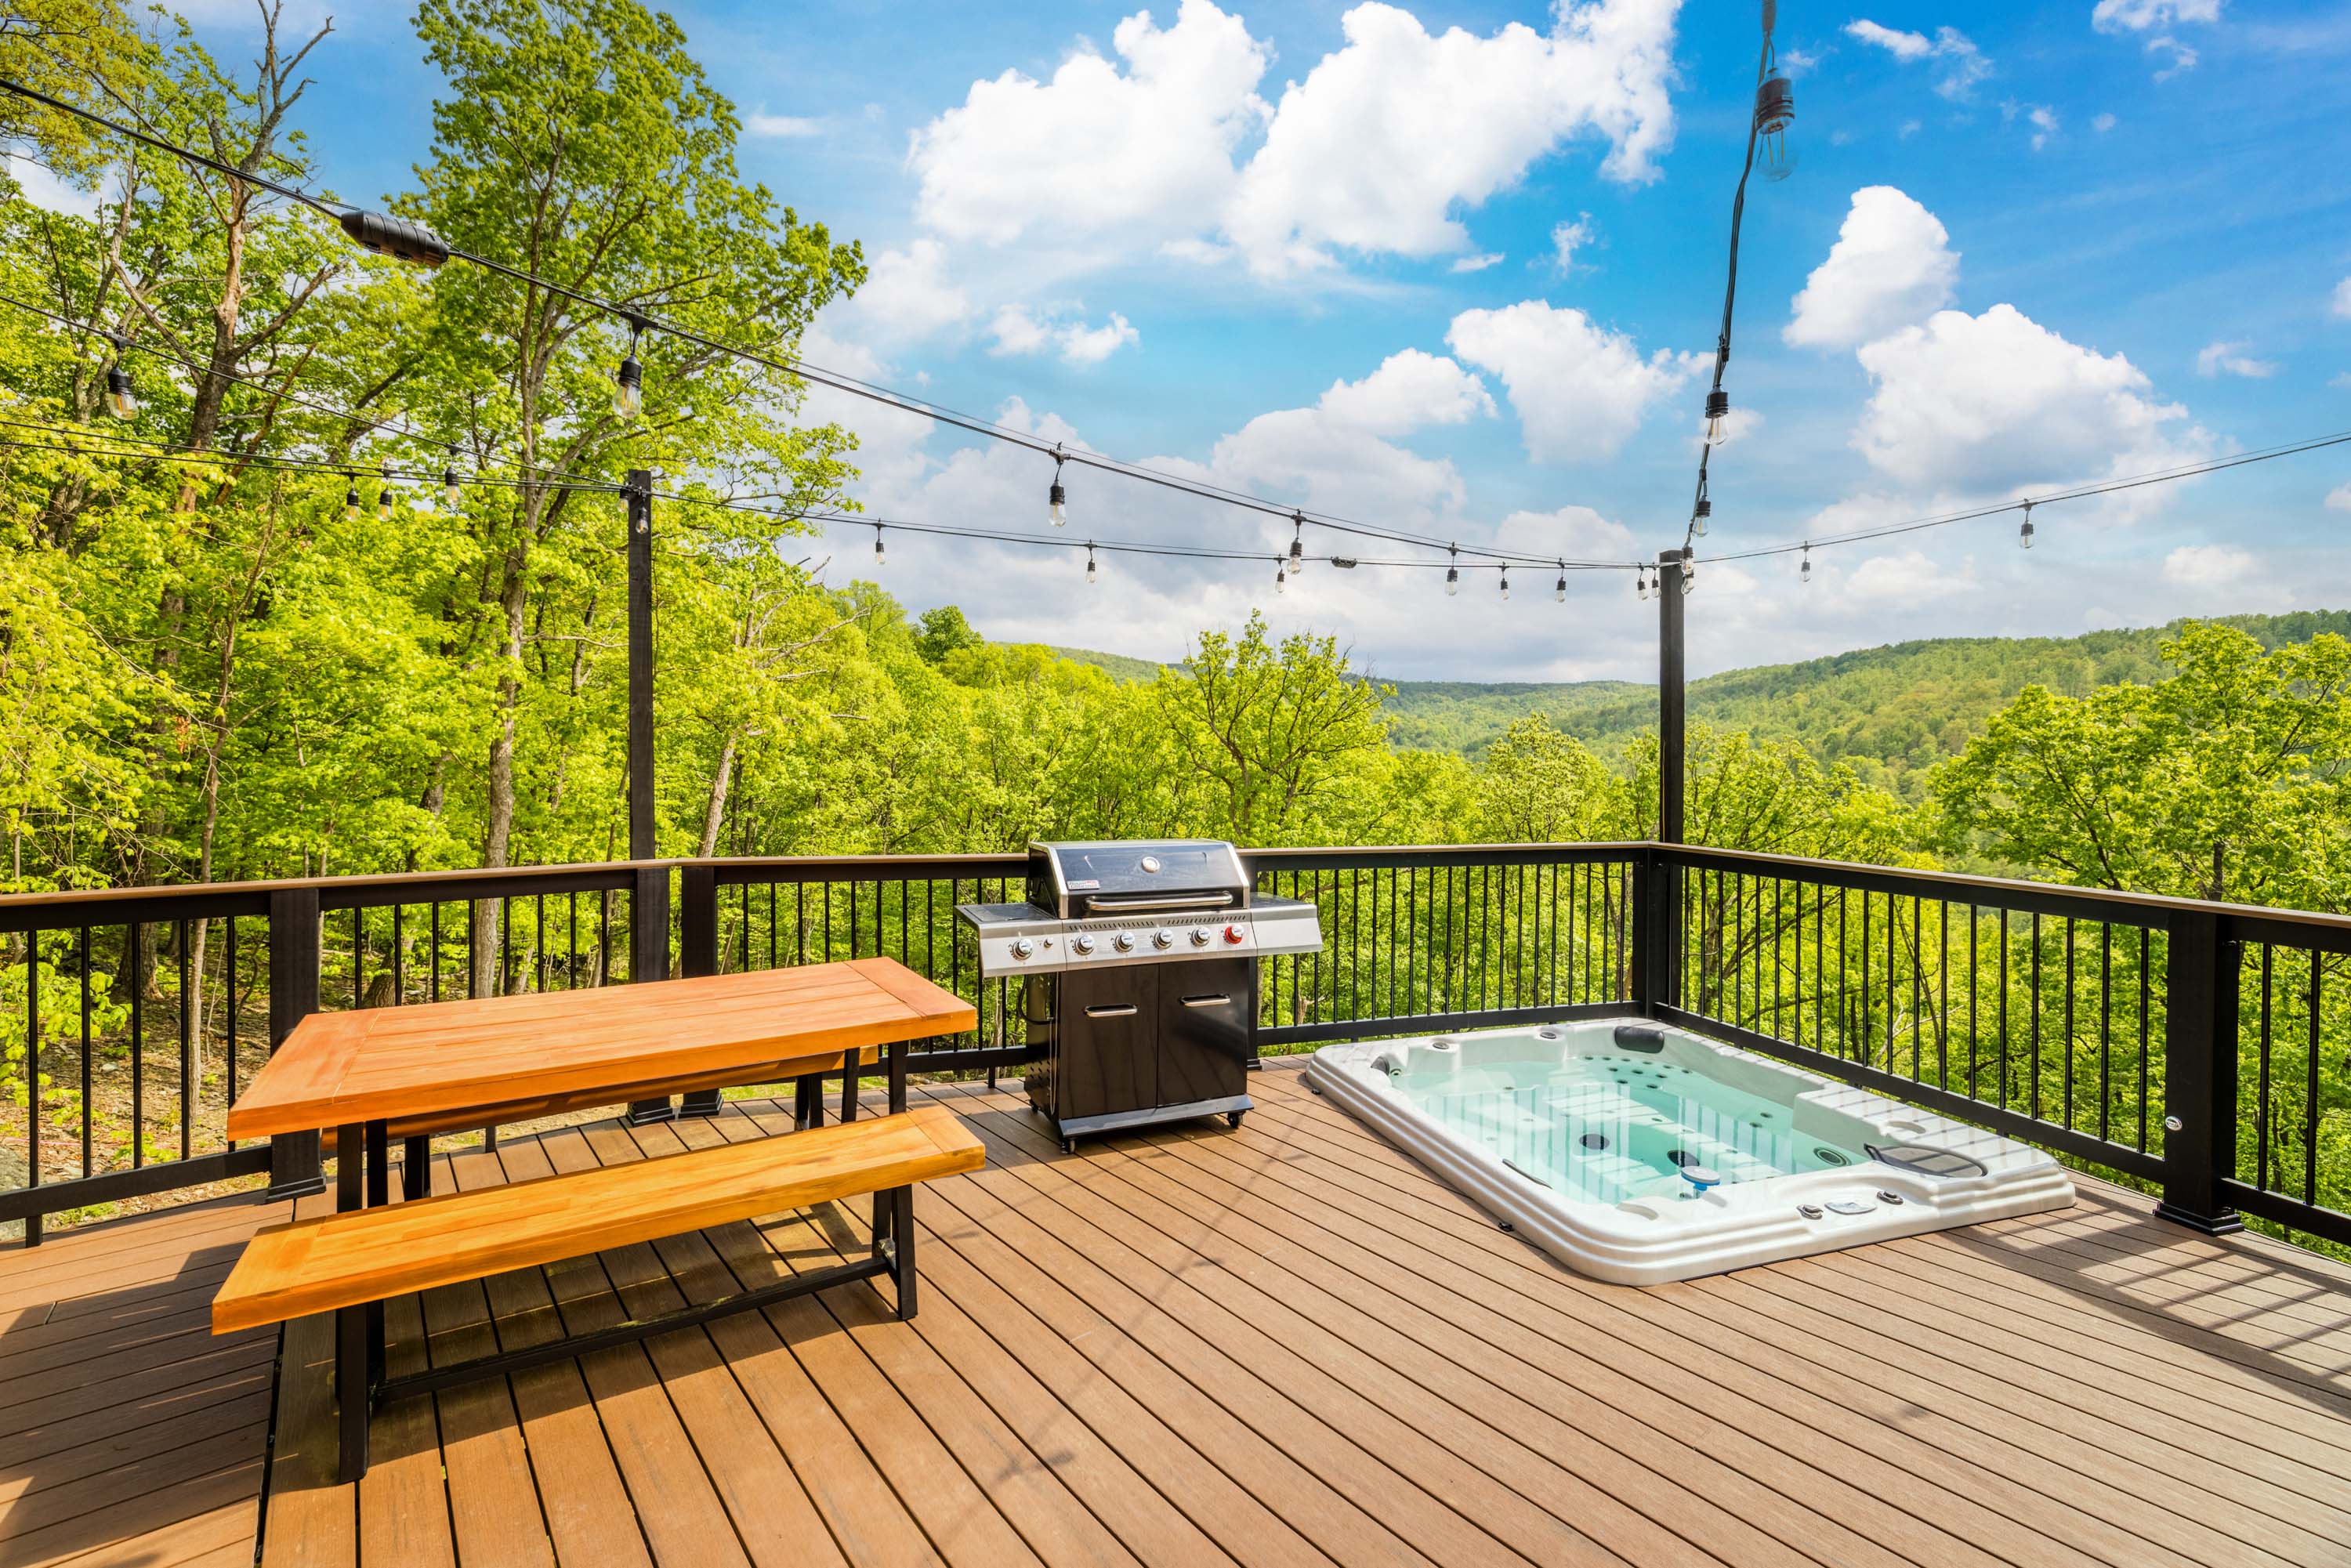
[223,918,238,1149]
[2306,949,2322,1205]
[770,881,780,970]
[1938,902,1950,1090]
[824,880,834,961]
[2099,923,2113,1143]
[464,898,474,996]
[179,918,193,1161]
[1998,910,2012,1110]
[392,905,404,1005]
[1837,890,1848,1059]
[78,925,92,1174]
[798,882,808,965]
[2255,942,2273,1193]
[25,928,38,1225]
[1858,889,1871,1066]
[848,880,859,958]
[2138,926,2150,1151]
[2030,911,2042,1123]
[1968,907,1980,1098]
[565,892,578,989]
[130,922,143,1168]
[430,902,443,1002]
[2063,918,2076,1130]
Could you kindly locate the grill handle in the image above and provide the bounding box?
[1081,891,1234,914]
[1084,1003,1139,1019]
[1180,994,1232,1009]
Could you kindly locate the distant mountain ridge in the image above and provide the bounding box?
[1059,610,2351,801]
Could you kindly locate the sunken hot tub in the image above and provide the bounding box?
[1306,1020,2074,1285]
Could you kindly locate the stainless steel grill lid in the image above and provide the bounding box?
[1028,839,1249,918]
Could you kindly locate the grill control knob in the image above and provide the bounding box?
[1222,922,1247,945]
[1113,931,1136,952]
[1009,937,1034,960]
[1151,928,1175,949]
[1072,933,1096,955]
[1189,926,1212,947]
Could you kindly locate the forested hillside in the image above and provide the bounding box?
[1361,611,2351,797]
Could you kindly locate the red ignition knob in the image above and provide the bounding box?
[1222,923,1247,945]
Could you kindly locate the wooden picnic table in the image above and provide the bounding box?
[228,956,976,1142]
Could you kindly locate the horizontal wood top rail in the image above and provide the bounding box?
[227,956,975,1140]
[212,1103,983,1334]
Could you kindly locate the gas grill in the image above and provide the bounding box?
[955,840,1324,1152]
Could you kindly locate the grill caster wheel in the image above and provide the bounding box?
[1061,1139,1077,1156]
[1226,1110,1244,1129]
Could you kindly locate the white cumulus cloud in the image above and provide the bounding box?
[907,0,1272,250]
[1785,186,1959,349]
[2332,277,2351,319]
[1843,19,1993,98]
[1313,349,1496,435]
[987,305,1140,364]
[2161,544,2259,587]
[744,110,824,138]
[2194,340,2276,378]
[1447,300,1698,462]
[2326,484,2351,512]
[1451,252,1506,273]
[1851,303,2207,497]
[1223,0,1681,275]
[848,239,971,342]
[1551,214,1596,273]
[2092,0,2222,33]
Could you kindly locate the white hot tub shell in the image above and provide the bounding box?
[1306,1019,2075,1286]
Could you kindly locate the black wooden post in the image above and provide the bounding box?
[677,864,723,1117]
[2155,909,2244,1234]
[266,886,324,1196]
[1654,547,1688,1012]
[623,469,676,1125]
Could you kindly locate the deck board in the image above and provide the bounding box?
[2,1059,2347,1567]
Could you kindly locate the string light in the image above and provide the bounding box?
[2019,499,2035,551]
[613,315,647,422]
[100,331,138,420]
[442,450,463,509]
[1703,389,1730,446]
[873,523,886,569]
[1555,563,1567,603]
[1800,543,1811,585]
[1288,510,1306,578]
[1498,567,1510,602]
[1275,557,1287,596]
[343,473,360,523]
[1085,542,1097,585]
[1048,445,1067,527]
[1691,484,1711,538]
[1445,544,1460,596]
[1681,555,1696,595]
[376,483,398,522]
[1637,566,1650,602]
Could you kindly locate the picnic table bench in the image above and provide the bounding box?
[212,958,982,1482]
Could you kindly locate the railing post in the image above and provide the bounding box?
[626,864,676,1125]
[1633,848,1675,1019]
[2155,909,2244,1236]
[676,864,723,1117]
[266,887,324,1197]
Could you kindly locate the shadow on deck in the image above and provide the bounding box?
[4,1059,2349,1568]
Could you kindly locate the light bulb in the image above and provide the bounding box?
[1288,538,1304,578]
[1691,503,1710,538]
[613,357,642,421]
[1085,550,1097,585]
[378,487,400,522]
[1444,567,1459,596]
[1498,572,1510,602]
[1680,557,1695,595]
[1800,550,1812,585]
[1048,481,1067,527]
[1703,388,1730,445]
[344,478,360,523]
[1554,574,1567,603]
[443,468,462,509]
[874,534,887,568]
[104,366,137,420]
[1637,570,1650,602]
[1275,563,1287,596]
[2019,513,2035,550]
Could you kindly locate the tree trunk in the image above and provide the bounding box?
[698,733,737,858]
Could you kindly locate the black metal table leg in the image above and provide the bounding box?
[793,1073,822,1131]
[337,1303,368,1483]
[403,1135,431,1200]
[890,1185,916,1319]
[364,1121,387,1389]
[334,1122,363,1213]
[840,1055,859,1122]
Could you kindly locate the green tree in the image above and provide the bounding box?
[914,604,983,664]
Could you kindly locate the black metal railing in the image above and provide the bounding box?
[3,842,2346,1253]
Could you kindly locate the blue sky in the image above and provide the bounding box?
[161,0,2351,679]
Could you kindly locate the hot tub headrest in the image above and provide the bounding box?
[1612,1023,1667,1053]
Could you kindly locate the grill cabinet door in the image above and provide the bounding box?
[1058,965,1157,1120]
[1156,957,1250,1106]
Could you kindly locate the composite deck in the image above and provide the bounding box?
[2,1057,2349,1568]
